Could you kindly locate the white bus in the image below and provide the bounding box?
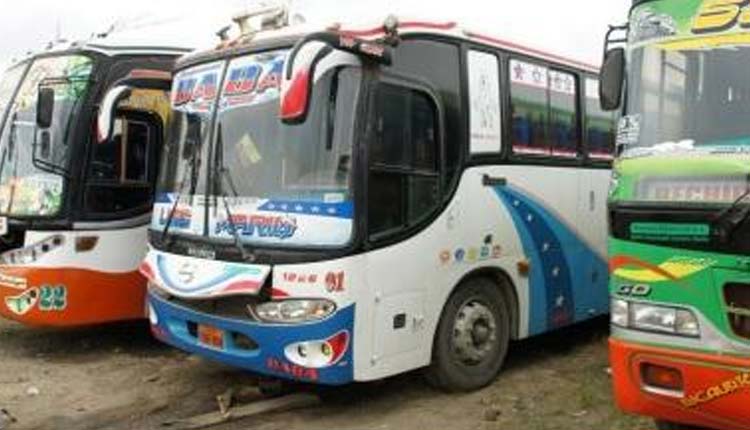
[142,11,616,390]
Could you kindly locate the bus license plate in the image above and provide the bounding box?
[197,324,224,349]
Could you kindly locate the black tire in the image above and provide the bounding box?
[425,277,511,392]
[656,420,712,430]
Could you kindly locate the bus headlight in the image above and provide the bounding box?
[611,299,700,338]
[251,299,336,324]
[611,298,629,327]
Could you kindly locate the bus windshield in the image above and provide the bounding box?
[153,50,361,248]
[0,55,93,217]
[621,44,750,158]
[0,65,26,122]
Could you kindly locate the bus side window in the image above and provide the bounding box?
[549,70,579,158]
[368,83,440,238]
[90,117,150,183]
[84,109,162,216]
[585,77,616,161]
[510,59,549,156]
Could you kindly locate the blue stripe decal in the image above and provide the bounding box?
[257,200,354,219]
[494,187,608,335]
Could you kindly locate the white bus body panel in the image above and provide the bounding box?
[273,165,609,382]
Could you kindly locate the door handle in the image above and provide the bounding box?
[482,174,507,187]
[589,190,595,211]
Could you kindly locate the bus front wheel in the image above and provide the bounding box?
[425,277,511,392]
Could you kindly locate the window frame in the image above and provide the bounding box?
[583,74,616,168]
[505,55,585,166]
[81,108,164,220]
[365,71,446,244]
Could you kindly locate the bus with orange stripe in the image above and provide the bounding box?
[600,0,750,428]
[0,28,197,327]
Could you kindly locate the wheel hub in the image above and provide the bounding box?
[452,300,497,365]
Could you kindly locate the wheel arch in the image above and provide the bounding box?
[446,266,521,340]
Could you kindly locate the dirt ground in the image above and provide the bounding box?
[0,317,653,430]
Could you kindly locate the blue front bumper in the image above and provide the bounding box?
[148,291,355,385]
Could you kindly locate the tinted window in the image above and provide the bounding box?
[373,85,410,167]
[585,78,616,160]
[85,110,162,215]
[390,40,460,186]
[510,59,581,158]
[549,71,578,157]
[90,118,150,183]
[369,84,440,237]
[510,59,549,155]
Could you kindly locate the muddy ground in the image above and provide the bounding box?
[0,317,653,430]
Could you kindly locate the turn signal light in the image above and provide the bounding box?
[641,363,684,393]
[75,236,99,252]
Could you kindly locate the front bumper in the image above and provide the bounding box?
[610,338,750,430]
[148,291,355,385]
[0,265,146,327]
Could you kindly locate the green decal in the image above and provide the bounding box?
[38,285,67,311]
[4,288,39,315]
[630,222,710,242]
[631,0,750,48]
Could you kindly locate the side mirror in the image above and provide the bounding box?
[97,85,132,143]
[599,48,626,111]
[36,87,55,129]
[280,41,330,124]
[281,32,391,123]
[96,69,172,143]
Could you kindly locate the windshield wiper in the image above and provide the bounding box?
[160,115,202,244]
[213,124,250,261]
[713,173,750,242]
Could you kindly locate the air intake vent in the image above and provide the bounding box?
[724,283,750,340]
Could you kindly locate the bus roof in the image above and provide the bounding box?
[5,12,228,69]
[178,16,600,74]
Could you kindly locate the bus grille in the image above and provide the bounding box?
[724,283,750,340]
[168,295,261,322]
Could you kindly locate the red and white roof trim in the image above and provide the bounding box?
[329,19,598,74]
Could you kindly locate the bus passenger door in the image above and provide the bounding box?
[363,78,443,375]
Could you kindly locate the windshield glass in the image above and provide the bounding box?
[0,55,93,216]
[621,44,750,156]
[152,49,361,248]
[153,61,224,237]
[0,65,26,123]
